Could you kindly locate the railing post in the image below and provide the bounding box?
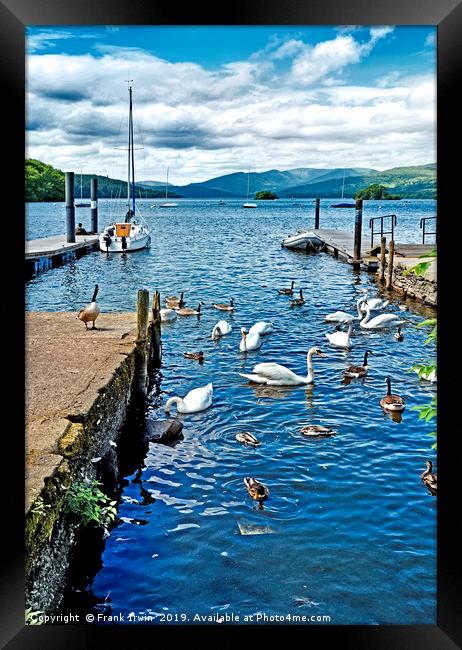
[353,198,363,267]
[65,172,75,243]
[314,198,320,229]
[386,240,395,289]
[379,236,387,283]
[90,178,98,233]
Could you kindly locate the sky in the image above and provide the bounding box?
[26,25,436,185]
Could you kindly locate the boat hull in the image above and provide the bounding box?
[98,225,151,253]
[282,231,323,250]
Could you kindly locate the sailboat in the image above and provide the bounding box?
[242,168,257,208]
[98,86,151,253]
[160,167,179,207]
[331,169,355,208]
[74,170,90,208]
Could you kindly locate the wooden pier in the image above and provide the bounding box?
[25,234,99,276]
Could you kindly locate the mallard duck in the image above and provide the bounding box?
[300,425,336,438]
[290,288,305,306]
[213,298,234,312]
[236,432,261,446]
[77,284,100,330]
[394,326,404,341]
[278,280,295,295]
[380,376,406,411]
[420,460,437,496]
[160,308,177,322]
[183,351,205,362]
[177,302,203,316]
[165,383,213,414]
[343,350,372,378]
[239,327,262,352]
[244,477,269,503]
[166,291,185,309]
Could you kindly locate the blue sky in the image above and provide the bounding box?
[26,25,436,184]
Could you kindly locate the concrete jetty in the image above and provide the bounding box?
[25,234,98,276]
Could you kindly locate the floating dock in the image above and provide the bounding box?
[25,234,99,277]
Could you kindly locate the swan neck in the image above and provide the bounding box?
[306,350,315,380]
[165,396,184,412]
[356,298,365,317]
[360,305,371,325]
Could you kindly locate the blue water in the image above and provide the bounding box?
[26,199,437,625]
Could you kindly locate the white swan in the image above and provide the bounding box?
[358,290,389,312]
[160,308,177,322]
[239,327,262,352]
[239,347,324,385]
[325,297,365,324]
[211,320,232,339]
[359,303,405,330]
[165,383,213,414]
[325,322,353,349]
[248,321,273,336]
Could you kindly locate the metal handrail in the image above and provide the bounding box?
[368,214,397,248]
[420,216,436,244]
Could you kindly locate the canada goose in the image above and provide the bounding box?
[165,383,213,414]
[326,321,353,349]
[177,302,204,316]
[236,432,261,446]
[239,347,324,386]
[213,298,234,312]
[343,350,372,378]
[420,460,437,496]
[244,477,269,503]
[278,280,295,295]
[290,289,305,306]
[211,320,232,339]
[359,302,405,330]
[248,321,273,336]
[380,376,406,411]
[183,351,204,362]
[394,326,404,341]
[77,285,100,330]
[239,327,262,352]
[300,425,336,438]
[160,308,177,322]
[166,291,185,309]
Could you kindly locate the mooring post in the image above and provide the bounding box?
[65,172,75,243]
[386,240,395,289]
[353,198,363,268]
[135,289,150,396]
[314,198,320,229]
[379,236,387,283]
[90,178,98,233]
[149,290,162,369]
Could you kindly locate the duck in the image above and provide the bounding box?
[380,376,406,411]
[394,326,404,341]
[248,321,273,336]
[278,280,295,295]
[239,347,324,386]
[290,288,305,306]
[420,460,437,496]
[165,291,185,309]
[244,477,269,503]
[359,302,405,330]
[211,320,232,339]
[77,284,100,330]
[325,297,366,324]
[326,321,353,349]
[358,289,389,312]
[236,432,261,447]
[239,327,262,352]
[165,383,213,414]
[213,298,234,312]
[300,425,336,438]
[183,351,205,362]
[160,308,177,322]
[176,302,204,316]
[343,350,372,378]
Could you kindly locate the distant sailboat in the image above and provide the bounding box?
[242,168,257,208]
[160,167,179,207]
[331,169,355,208]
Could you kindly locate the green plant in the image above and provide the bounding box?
[64,480,118,535]
[403,249,436,278]
[25,608,44,625]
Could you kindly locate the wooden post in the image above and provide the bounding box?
[386,240,395,289]
[314,198,320,229]
[90,178,98,233]
[379,236,387,283]
[149,290,162,368]
[353,198,363,267]
[65,172,75,243]
[135,289,150,396]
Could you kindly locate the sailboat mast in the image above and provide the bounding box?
[166,167,169,199]
[129,86,136,216]
[246,167,250,201]
[341,168,346,200]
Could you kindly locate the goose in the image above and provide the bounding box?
[420,460,437,496]
[239,347,324,386]
[160,308,177,322]
[380,376,406,411]
[300,425,336,438]
[244,477,269,503]
[183,351,204,362]
[290,289,305,306]
[248,321,273,336]
[278,280,295,295]
[358,290,389,311]
[165,383,213,414]
[213,298,234,312]
[211,320,232,340]
[359,302,405,330]
[326,321,353,349]
[343,350,372,378]
[236,432,261,447]
[165,291,184,309]
[177,302,203,316]
[394,326,404,341]
[325,297,366,324]
[239,327,262,352]
[77,284,100,330]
